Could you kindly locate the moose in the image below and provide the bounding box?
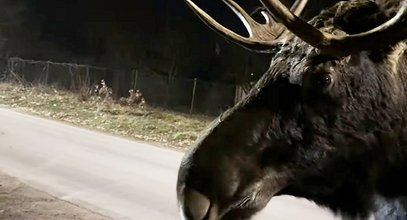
[177,0,407,219]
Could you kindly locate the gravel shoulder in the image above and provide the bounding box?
[0,171,111,220]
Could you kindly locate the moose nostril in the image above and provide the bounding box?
[184,189,211,220]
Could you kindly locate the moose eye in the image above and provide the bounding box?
[311,73,332,88]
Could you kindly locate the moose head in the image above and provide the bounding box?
[177,0,407,219]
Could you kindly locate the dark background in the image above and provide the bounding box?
[0,0,340,84]
[0,0,341,115]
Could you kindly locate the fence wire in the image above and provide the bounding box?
[6,57,241,116]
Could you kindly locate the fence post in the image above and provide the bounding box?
[85,65,90,86]
[189,78,197,115]
[8,58,13,74]
[44,61,50,84]
[133,69,139,89]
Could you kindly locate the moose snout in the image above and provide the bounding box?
[180,188,216,220]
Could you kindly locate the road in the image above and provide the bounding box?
[0,108,341,220]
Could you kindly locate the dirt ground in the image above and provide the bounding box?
[0,172,111,220]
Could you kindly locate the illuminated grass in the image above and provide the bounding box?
[0,83,213,149]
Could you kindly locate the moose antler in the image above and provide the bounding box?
[184,0,308,53]
[260,0,407,56]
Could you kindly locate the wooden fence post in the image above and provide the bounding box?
[189,78,197,115]
[44,62,50,84]
[85,65,90,86]
[8,58,13,74]
[133,69,139,89]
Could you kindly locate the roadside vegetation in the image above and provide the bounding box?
[0,82,213,149]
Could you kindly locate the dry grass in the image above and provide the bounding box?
[0,83,213,150]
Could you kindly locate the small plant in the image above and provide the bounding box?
[127,89,146,108]
[119,89,147,108]
[94,80,112,100]
[78,86,93,101]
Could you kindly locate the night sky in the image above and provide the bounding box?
[0,0,339,83]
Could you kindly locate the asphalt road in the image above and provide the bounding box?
[0,108,341,220]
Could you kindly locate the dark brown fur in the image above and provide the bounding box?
[177,1,407,219]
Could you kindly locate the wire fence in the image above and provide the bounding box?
[5,57,242,116]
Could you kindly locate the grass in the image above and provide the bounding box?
[0,82,214,150]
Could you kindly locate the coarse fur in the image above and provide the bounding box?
[177,0,407,219]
